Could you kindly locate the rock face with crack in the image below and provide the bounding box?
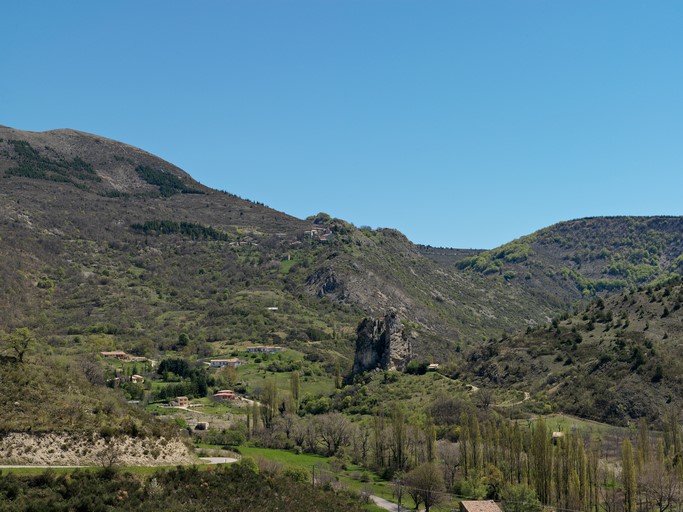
[351,310,412,374]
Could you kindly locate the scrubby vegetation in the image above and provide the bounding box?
[0,461,366,511]
[464,276,683,425]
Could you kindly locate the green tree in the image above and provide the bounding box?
[290,371,300,409]
[260,380,278,429]
[5,327,34,362]
[622,438,637,512]
[502,484,543,512]
[530,417,552,504]
[390,406,407,470]
[636,417,651,470]
[178,332,190,347]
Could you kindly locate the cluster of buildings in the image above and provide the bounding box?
[303,226,332,242]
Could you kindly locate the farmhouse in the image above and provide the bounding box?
[100,351,147,363]
[100,351,129,360]
[176,396,189,407]
[209,358,245,368]
[131,374,145,384]
[213,390,237,400]
[246,346,284,353]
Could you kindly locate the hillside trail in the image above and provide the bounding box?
[497,391,531,407]
[370,495,399,512]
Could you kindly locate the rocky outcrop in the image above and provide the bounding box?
[306,267,348,300]
[351,310,412,374]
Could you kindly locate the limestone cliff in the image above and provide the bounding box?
[351,310,412,374]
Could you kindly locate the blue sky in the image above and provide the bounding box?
[3,1,682,248]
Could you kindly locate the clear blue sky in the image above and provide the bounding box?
[3,1,682,248]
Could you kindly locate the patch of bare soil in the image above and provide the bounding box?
[0,433,196,466]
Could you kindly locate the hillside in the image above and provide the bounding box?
[464,275,683,426]
[2,125,683,368]
[430,216,683,311]
[0,353,195,465]
[0,125,560,364]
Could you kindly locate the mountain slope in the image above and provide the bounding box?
[465,275,683,425]
[0,126,563,363]
[423,216,683,312]
[2,125,683,367]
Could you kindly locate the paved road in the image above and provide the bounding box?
[370,495,399,512]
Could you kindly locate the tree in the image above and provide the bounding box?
[5,327,34,362]
[639,458,681,512]
[530,417,552,504]
[316,412,352,456]
[290,371,300,409]
[260,380,278,429]
[622,438,637,512]
[390,406,408,470]
[502,484,543,512]
[437,439,461,490]
[404,463,446,512]
[476,388,495,410]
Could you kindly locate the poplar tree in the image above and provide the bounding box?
[425,414,436,463]
[260,380,278,429]
[530,417,552,504]
[290,371,300,410]
[636,417,650,470]
[373,410,386,469]
[622,438,637,512]
[391,406,407,470]
[460,412,470,478]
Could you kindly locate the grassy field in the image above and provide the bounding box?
[237,446,397,502]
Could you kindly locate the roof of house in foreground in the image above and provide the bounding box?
[460,500,502,512]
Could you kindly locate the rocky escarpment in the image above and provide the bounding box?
[351,310,412,374]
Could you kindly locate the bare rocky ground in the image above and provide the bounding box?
[0,433,196,466]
